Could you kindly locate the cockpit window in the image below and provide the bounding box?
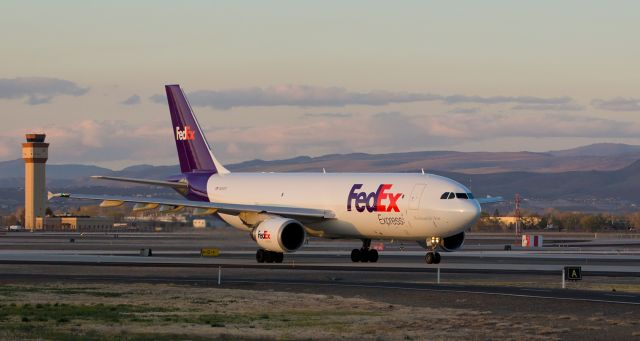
[456,193,469,199]
[440,192,449,199]
[467,193,474,199]
[448,192,455,199]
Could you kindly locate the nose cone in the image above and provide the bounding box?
[461,199,481,229]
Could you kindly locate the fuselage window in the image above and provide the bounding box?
[440,192,449,199]
[456,193,469,199]
[448,192,455,199]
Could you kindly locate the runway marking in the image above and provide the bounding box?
[520,288,551,292]
[224,280,640,306]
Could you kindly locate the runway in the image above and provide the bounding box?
[2,230,640,340]
[1,264,638,305]
[1,231,640,305]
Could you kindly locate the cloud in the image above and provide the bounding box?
[591,98,640,111]
[447,107,481,114]
[150,85,574,110]
[443,95,572,105]
[2,111,634,166]
[0,77,89,105]
[120,94,141,106]
[199,112,640,161]
[0,120,174,164]
[149,85,441,110]
[511,103,584,111]
[302,112,353,118]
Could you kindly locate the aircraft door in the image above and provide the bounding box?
[408,184,426,211]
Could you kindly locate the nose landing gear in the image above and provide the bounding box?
[350,239,379,263]
[425,251,441,264]
[425,236,442,264]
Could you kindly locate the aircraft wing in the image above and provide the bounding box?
[476,196,504,204]
[48,192,335,220]
[90,176,188,189]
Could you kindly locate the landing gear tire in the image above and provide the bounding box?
[351,239,379,263]
[425,252,441,264]
[256,249,266,263]
[368,249,379,263]
[264,251,274,263]
[350,249,361,262]
[256,249,284,263]
[359,248,370,263]
[425,252,435,264]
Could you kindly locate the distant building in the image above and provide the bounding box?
[36,216,114,231]
[22,133,48,230]
[485,216,542,226]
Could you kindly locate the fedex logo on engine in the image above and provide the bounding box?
[175,126,196,141]
[347,184,402,212]
[257,230,271,240]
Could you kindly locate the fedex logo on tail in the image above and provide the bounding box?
[175,126,196,141]
[347,184,402,212]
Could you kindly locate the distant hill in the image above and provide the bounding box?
[227,143,640,174]
[0,143,640,211]
[2,143,640,184]
[549,143,640,157]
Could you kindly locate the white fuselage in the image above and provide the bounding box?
[207,172,480,241]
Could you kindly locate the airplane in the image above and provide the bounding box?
[49,84,502,264]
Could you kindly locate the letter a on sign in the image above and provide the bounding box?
[564,266,582,281]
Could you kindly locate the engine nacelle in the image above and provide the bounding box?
[441,231,465,252]
[251,217,306,253]
[417,232,465,252]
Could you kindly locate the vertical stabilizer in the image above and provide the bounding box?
[165,84,229,174]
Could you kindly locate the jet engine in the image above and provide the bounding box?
[441,231,465,251]
[251,217,306,253]
[417,231,465,252]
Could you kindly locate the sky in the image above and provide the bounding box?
[1,1,639,169]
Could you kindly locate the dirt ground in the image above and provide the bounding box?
[0,282,610,341]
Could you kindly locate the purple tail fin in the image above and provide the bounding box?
[166,85,229,174]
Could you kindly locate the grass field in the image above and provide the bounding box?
[0,282,583,340]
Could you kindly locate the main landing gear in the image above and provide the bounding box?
[424,236,441,264]
[350,239,379,263]
[256,249,284,263]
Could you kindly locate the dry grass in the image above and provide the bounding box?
[0,282,608,340]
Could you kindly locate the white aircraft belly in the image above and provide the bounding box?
[207,173,453,239]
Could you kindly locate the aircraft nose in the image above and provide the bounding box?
[461,199,481,227]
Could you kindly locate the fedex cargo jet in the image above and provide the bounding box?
[50,85,502,264]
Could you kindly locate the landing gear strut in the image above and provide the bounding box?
[425,237,441,264]
[350,239,379,263]
[256,249,284,263]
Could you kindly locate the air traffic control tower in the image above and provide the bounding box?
[22,134,48,230]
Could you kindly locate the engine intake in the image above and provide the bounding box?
[251,217,306,253]
[416,232,466,252]
[441,231,465,252]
